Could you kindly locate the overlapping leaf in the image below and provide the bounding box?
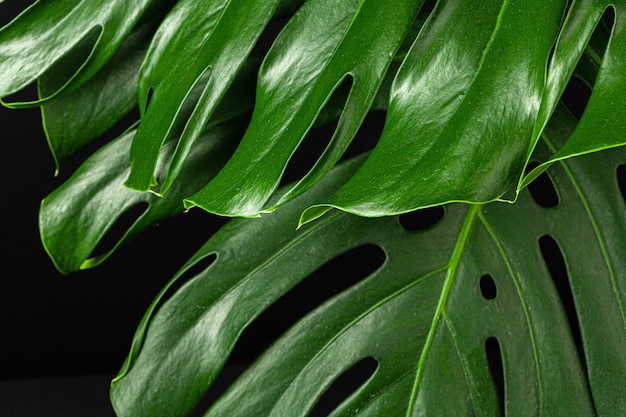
[520,0,626,189]
[298,0,567,223]
[123,0,300,194]
[110,107,626,416]
[183,0,424,217]
[38,52,395,274]
[40,18,156,168]
[38,57,263,273]
[0,0,172,105]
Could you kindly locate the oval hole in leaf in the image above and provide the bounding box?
[339,110,386,162]
[617,164,626,204]
[526,162,559,208]
[309,357,378,417]
[480,274,497,300]
[189,364,246,417]
[485,337,505,416]
[539,235,587,372]
[398,205,445,232]
[230,244,385,363]
[88,202,150,260]
[280,76,353,187]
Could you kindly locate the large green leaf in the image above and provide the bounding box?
[110,107,626,416]
[298,0,567,222]
[183,0,424,217]
[0,0,172,106]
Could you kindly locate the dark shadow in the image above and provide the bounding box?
[398,206,445,232]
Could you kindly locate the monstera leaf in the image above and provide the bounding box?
[109,104,626,416]
[2,0,626,416]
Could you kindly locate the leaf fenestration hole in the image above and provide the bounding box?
[602,5,615,29]
[253,14,290,53]
[230,244,385,364]
[308,357,378,417]
[561,76,592,120]
[339,110,386,163]
[485,337,505,416]
[617,164,626,205]
[480,274,497,300]
[280,76,353,187]
[88,202,150,259]
[539,235,587,372]
[398,205,445,232]
[189,364,246,417]
[526,162,559,208]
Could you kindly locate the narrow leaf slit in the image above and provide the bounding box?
[539,235,587,372]
[339,110,386,163]
[398,205,445,232]
[308,357,378,417]
[485,337,505,416]
[279,76,353,187]
[526,162,559,208]
[560,76,591,120]
[229,244,385,364]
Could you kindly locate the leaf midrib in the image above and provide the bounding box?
[406,203,479,416]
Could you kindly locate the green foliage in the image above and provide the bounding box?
[2,0,626,416]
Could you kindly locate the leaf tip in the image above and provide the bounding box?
[298,204,333,228]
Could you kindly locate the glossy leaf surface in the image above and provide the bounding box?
[184,0,424,217]
[520,1,626,189]
[298,0,567,222]
[124,0,286,193]
[39,119,244,274]
[40,18,156,168]
[111,118,626,416]
[0,0,168,105]
[38,57,262,273]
